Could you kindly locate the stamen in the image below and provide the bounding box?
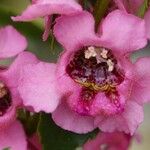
[66,46,124,105]
[107,59,114,72]
[84,46,97,59]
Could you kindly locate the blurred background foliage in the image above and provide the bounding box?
[0,0,150,149]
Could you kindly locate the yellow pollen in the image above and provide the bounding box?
[75,79,116,92]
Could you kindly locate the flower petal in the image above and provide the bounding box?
[95,101,143,135]
[144,9,150,40]
[12,0,82,21]
[99,10,147,54]
[18,62,61,113]
[52,101,95,134]
[0,105,16,131]
[1,52,39,88]
[0,121,27,150]
[83,132,131,150]
[0,26,27,58]
[54,11,98,51]
[130,57,150,104]
[0,52,39,106]
[56,51,81,94]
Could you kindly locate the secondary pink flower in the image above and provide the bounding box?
[0,25,27,58]
[12,0,82,41]
[83,132,131,150]
[0,25,39,149]
[0,25,28,129]
[18,10,148,135]
[0,121,27,150]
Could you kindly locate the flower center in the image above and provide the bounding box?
[0,82,12,116]
[66,46,124,92]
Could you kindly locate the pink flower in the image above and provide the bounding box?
[0,121,27,150]
[11,0,82,41]
[115,0,150,40]
[83,132,131,150]
[0,25,38,149]
[18,10,148,135]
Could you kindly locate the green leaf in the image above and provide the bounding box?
[137,0,150,18]
[38,113,98,150]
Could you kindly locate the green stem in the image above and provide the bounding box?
[50,34,55,55]
[94,0,110,30]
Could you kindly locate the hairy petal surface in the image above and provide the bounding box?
[18,62,61,113]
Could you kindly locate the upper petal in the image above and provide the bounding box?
[98,10,147,54]
[18,62,61,113]
[12,0,82,21]
[52,100,95,134]
[0,26,27,58]
[95,101,144,135]
[54,11,99,51]
[130,57,150,104]
[144,9,150,40]
[0,121,27,150]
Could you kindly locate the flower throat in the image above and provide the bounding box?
[66,46,124,101]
